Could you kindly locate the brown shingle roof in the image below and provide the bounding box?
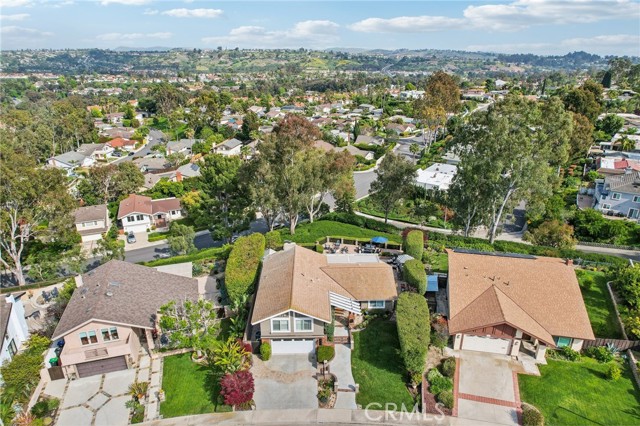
[251,246,397,324]
[74,204,107,224]
[151,198,181,214]
[117,194,152,219]
[447,250,595,345]
[52,260,198,340]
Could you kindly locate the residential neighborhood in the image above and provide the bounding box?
[1,2,640,426]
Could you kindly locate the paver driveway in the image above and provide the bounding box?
[454,352,520,426]
[252,354,318,410]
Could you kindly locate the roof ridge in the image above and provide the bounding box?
[492,284,553,338]
[449,285,502,323]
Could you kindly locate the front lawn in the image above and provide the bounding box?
[160,354,231,418]
[280,220,401,245]
[576,270,623,338]
[351,319,415,409]
[519,358,640,426]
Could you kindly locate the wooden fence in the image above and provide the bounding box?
[582,338,640,351]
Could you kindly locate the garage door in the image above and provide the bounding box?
[76,356,127,378]
[271,339,315,355]
[462,335,511,355]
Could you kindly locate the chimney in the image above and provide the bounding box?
[175,171,182,182]
[565,259,573,266]
[75,274,84,287]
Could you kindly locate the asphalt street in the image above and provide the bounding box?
[113,129,165,164]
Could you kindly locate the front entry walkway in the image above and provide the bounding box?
[454,352,521,426]
[331,343,357,409]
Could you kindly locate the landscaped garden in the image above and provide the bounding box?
[160,354,231,418]
[280,220,401,245]
[519,358,640,426]
[351,319,415,408]
[576,269,623,338]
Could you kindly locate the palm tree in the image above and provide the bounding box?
[409,143,421,159]
[619,136,636,152]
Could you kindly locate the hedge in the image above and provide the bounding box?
[396,292,430,374]
[404,230,424,260]
[148,231,170,242]
[0,276,69,294]
[317,345,335,363]
[143,245,231,267]
[265,230,283,250]
[0,335,51,403]
[225,233,266,302]
[260,342,271,361]
[403,259,427,294]
[320,212,401,235]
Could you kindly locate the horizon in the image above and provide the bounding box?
[0,0,639,56]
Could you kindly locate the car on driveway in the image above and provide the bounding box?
[126,232,136,244]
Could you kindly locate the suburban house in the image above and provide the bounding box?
[142,163,201,189]
[595,157,640,177]
[117,194,183,233]
[249,244,397,355]
[133,156,170,173]
[74,204,110,242]
[447,249,595,361]
[592,170,640,220]
[50,260,198,379]
[166,139,198,156]
[107,137,136,152]
[1,294,30,366]
[48,152,94,175]
[77,143,113,160]
[336,144,375,161]
[354,135,385,146]
[215,138,243,156]
[415,163,458,192]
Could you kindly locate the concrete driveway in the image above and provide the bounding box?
[252,354,318,410]
[455,352,520,426]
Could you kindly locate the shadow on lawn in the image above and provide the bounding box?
[201,365,226,411]
[355,319,405,375]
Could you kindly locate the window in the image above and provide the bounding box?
[101,327,119,341]
[80,332,90,345]
[88,330,98,344]
[81,221,97,228]
[7,339,17,358]
[127,216,135,223]
[271,318,290,333]
[612,193,621,200]
[294,315,313,332]
[634,196,640,203]
[136,214,144,221]
[368,300,385,309]
[553,336,573,348]
[602,204,611,210]
[171,210,179,215]
[629,208,639,219]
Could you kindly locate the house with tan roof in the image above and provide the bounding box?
[447,249,594,361]
[117,194,183,233]
[249,244,397,355]
[74,204,110,242]
[50,260,198,379]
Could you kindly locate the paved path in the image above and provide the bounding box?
[332,342,357,409]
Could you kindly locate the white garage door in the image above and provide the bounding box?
[462,335,511,355]
[123,224,148,234]
[271,339,315,355]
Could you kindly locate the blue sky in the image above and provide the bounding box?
[1,0,639,55]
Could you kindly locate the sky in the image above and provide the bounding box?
[1,0,639,56]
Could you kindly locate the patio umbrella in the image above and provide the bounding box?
[371,236,388,244]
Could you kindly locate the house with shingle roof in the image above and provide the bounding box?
[593,170,640,221]
[48,151,94,175]
[249,244,397,354]
[51,260,198,379]
[117,194,183,233]
[447,249,594,361]
[74,204,110,242]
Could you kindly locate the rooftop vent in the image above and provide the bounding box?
[105,291,113,297]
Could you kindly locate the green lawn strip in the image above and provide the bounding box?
[281,220,401,245]
[428,252,449,273]
[351,319,415,409]
[148,231,169,242]
[160,354,231,418]
[519,358,640,426]
[576,270,623,339]
[142,245,230,267]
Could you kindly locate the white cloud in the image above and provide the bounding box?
[467,33,640,55]
[100,0,151,5]
[351,0,640,33]
[161,8,223,18]
[143,8,158,15]
[0,0,31,7]
[0,13,30,21]
[97,31,172,41]
[1,25,53,39]
[203,20,339,47]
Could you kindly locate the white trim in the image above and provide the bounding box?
[251,308,329,326]
[293,314,313,332]
[602,203,611,210]
[611,192,621,200]
[270,317,290,333]
[52,318,153,341]
[368,300,385,309]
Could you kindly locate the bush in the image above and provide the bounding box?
[265,230,282,250]
[260,342,271,361]
[441,357,456,378]
[404,230,424,260]
[426,368,452,396]
[315,243,324,253]
[522,403,545,426]
[31,398,59,418]
[317,345,335,363]
[559,346,581,361]
[584,346,615,363]
[0,335,50,403]
[396,293,430,374]
[403,259,427,294]
[437,390,454,409]
[225,233,266,301]
[325,322,335,342]
[606,363,622,381]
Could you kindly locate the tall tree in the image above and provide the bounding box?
[369,152,416,223]
[77,162,144,204]
[568,113,594,161]
[423,71,460,113]
[240,111,259,141]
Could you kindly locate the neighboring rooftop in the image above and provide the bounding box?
[74,204,107,223]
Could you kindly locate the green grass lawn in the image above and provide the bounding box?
[427,252,448,273]
[160,354,231,418]
[576,270,623,338]
[351,319,415,409]
[519,358,640,426]
[280,220,401,245]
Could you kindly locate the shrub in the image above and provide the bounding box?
[403,259,427,294]
[437,390,454,409]
[606,363,622,381]
[225,233,266,301]
[0,335,50,402]
[404,230,424,260]
[584,346,615,363]
[522,403,545,426]
[559,346,581,361]
[441,357,456,378]
[325,322,335,342]
[396,293,430,374]
[265,230,282,250]
[317,345,335,363]
[426,368,452,396]
[259,342,271,361]
[31,398,59,418]
[317,386,332,403]
[220,370,255,409]
[315,243,324,253]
